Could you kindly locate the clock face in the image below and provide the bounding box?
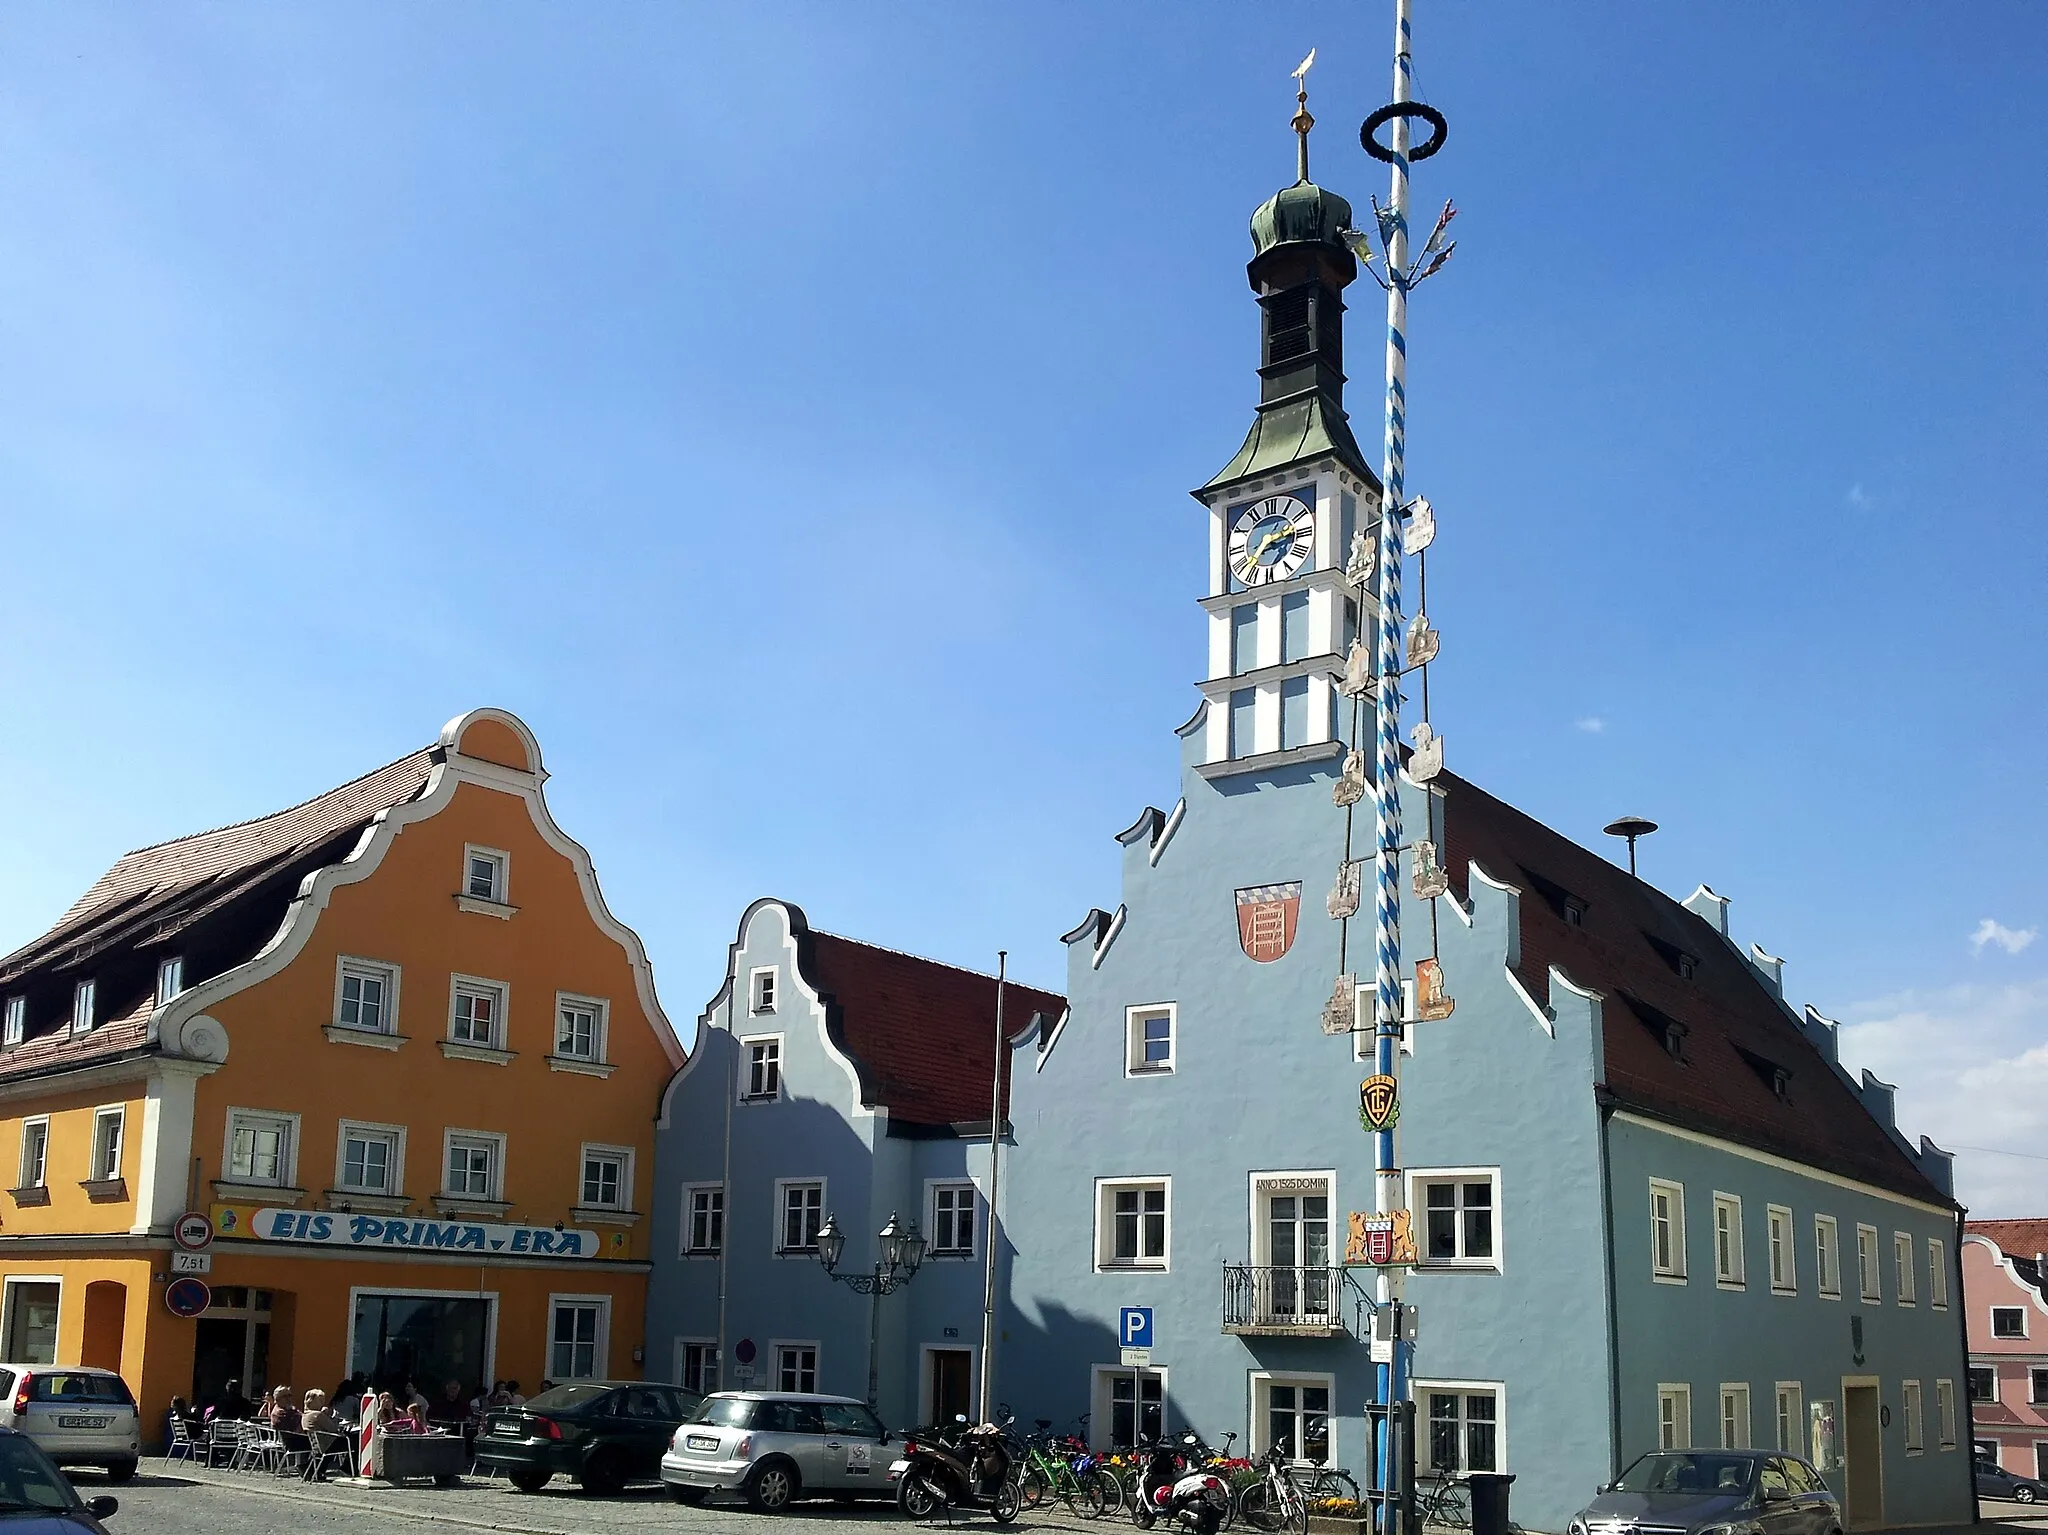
[1228,494,1316,587]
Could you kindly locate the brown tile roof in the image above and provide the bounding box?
[798,925,1065,1129]
[1439,771,1950,1207]
[0,748,437,1069]
[1969,1219,2048,1259]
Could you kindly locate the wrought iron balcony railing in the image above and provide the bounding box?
[1221,1263,1352,1336]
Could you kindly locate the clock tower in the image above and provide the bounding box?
[1191,107,1382,775]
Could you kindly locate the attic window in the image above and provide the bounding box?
[1562,898,1588,928]
[1627,994,1689,1063]
[1676,953,1698,981]
[1735,1044,1793,1103]
[1661,1024,1685,1061]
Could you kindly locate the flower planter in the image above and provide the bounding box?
[1307,1516,1372,1535]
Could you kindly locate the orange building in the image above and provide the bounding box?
[0,708,683,1446]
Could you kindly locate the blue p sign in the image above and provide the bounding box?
[1119,1307,1153,1349]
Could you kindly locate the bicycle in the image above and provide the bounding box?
[1416,1472,1470,1530]
[1016,1419,1119,1519]
[1236,1443,1308,1535]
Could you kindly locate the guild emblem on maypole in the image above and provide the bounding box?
[1345,1208,1419,1268]
[1359,1073,1400,1132]
[1235,882,1302,962]
[1414,957,1455,1021]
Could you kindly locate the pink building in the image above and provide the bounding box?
[1964,1219,2048,1477]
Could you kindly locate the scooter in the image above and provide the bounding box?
[891,1413,1021,1523]
[1130,1432,1231,1535]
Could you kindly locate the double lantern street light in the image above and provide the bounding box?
[814,1211,927,1408]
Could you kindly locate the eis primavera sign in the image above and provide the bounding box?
[217,1206,602,1258]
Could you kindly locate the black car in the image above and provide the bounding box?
[1976,1459,2045,1503]
[0,1425,119,1532]
[476,1381,705,1496]
[1568,1450,1843,1535]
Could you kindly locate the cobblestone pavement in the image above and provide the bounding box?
[102,1465,1105,1535]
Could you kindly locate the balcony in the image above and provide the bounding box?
[1222,1264,1351,1338]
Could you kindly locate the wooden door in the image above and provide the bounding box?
[1841,1384,1883,1530]
[928,1350,972,1425]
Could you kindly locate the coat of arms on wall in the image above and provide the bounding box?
[1235,883,1302,963]
[1359,1073,1400,1132]
[1414,957,1455,1021]
[1345,1208,1419,1268]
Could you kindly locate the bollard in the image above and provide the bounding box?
[1466,1473,1516,1535]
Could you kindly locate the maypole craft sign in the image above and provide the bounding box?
[214,1205,602,1258]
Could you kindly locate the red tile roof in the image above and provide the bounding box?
[798,924,1065,1129]
[1440,771,1950,1206]
[1969,1220,2048,1258]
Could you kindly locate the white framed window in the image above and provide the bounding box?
[1720,1383,1751,1448]
[335,1120,404,1196]
[335,957,399,1034]
[1856,1223,1881,1302]
[1936,1379,1956,1449]
[1767,1205,1796,1293]
[1095,1178,1169,1271]
[683,1185,724,1255]
[1929,1237,1949,1309]
[931,1184,976,1257]
[749,968,777,1014]
[1412,1169,1499,1268]
[16,1119,48,1190]
[71,979,96,1036]
[776,1179,824,1254]
[449,976,508,1049]
[742,1036,782,1100]
[444,1130,505,1200]
[1252,1372,1333,1461]
[225,1109,296,1187]
[1992,1306,2027,1339]
[554,993,608,1062]
[548,1294,609,1381]
[1,997,22,1049]
[1713,1194,1745,1287]
[774,1342,818,1395]
[1650,1180,1686,1281]
[1092,1365,1167,1451]
[1776,1383,1804,1453]
[1902,1380,1923,1453]
[1125,1004,1175,1075]
[1658,1384,1692,1451]
[463,845,509,904]
[1894,1232,1917,1304]
[1815,1215,1841,1297]
[155,957,184,1006]
[89,1107,124,1183]
[1419,1381,1503,1474]
[676,1338,719,1394]
[579,1144,632,1211]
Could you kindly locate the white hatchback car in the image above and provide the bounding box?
[0,1365,141,1481]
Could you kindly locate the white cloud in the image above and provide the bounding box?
[1575,716,1606,734]
[1839,978,2048,1217]
[1847,483,1871,509]
[1971,918,2038,956]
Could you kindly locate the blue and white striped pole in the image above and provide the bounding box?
[1371,0,1415,1512]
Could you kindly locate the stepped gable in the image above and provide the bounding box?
[802,930,1064,1129]
[1440,771,1951,1207]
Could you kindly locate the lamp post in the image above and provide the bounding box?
[815,1211,928,1408]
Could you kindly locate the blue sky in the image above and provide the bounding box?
[1,5,2043,1211]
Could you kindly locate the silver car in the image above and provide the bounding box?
[1569,1450,1843,1535]
[0,1365,141,1481]
[661,1390,894,1513]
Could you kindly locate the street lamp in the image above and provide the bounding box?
[815,1211,926,1406]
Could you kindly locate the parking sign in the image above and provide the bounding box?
[1119,1307,1153,1349]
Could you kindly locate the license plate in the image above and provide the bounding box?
[889,1459,912,1476]
[489,1423,519,1436]
[685,1434,719,1451]
[56,1417,109,1429]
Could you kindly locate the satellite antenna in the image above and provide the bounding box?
[1603,815,1659,876]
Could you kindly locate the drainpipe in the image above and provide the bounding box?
[1596,1094,1622,1477]
[976,955,1007,1424]
[715,991,736,1392]
[1954,1206,1978,1525]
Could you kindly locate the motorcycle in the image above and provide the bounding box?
[891,1413,1021,1523]
[1130,1432,1231,1535]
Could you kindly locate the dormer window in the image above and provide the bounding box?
[156,957,185,1006]
[1662,1024,1685,1061]
[1562,898,1588,928]
[71,979,96,1036]
[1771,1068,1791,1101]
[1676,953,1698,981]
[1,997,22,1049]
